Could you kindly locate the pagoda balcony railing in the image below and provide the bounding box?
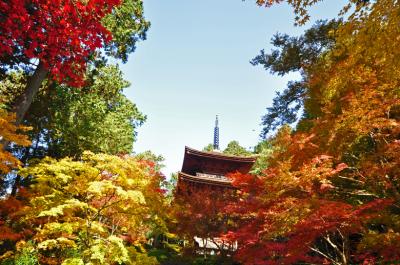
[196,172,229,181]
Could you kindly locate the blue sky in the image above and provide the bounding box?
[120,0,346,176]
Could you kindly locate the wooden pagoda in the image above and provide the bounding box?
[177,116,256,191]
[178,146,255,191]
[175,116,256,254]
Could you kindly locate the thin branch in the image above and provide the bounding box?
[325,234,341,258]
[309,246,340,265]
[337,176,365,184]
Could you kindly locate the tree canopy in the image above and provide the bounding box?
[223,141,252,156]
[1,152,164,264]
[0,0,149,124]
[253,20,340,137]
[222,0,400,264]
[23,64,145,159]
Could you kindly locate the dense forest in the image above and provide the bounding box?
[1,0,400,264]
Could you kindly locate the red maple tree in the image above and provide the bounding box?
[0,0,120,123]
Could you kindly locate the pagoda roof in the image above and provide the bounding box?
[180,146,256,179]
[183,146,256,162]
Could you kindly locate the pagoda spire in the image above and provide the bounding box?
[213,115,219,150]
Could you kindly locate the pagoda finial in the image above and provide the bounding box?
[213,115,219,150]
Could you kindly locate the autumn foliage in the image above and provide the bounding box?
[0,110,30,174]
[220,1,400,264]
[2,0,400,264]
[0,152,165,264]
[172,182,237,256]
[0,0,121,86]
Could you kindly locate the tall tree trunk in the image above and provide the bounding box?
[12,61,48,124]
[0,62,48,149]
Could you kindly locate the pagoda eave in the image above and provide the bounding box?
[178,172,235,189]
